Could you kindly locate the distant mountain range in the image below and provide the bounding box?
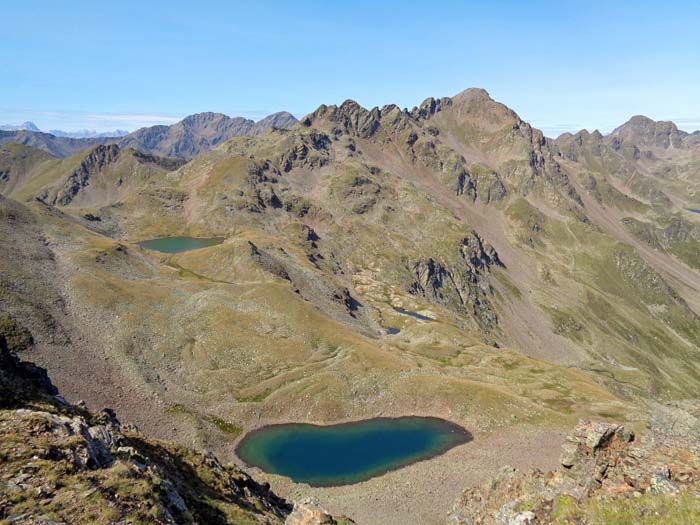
[49,129,130,138]
[0,121,127,137]
[0,111,298,158]
[0,120,129,139]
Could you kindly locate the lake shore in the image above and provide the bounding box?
[239,424,566,525]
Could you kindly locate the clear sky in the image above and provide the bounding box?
[2,0,699,136]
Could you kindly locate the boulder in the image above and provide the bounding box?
[285,499,337,525]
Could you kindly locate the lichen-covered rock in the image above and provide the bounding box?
[407,231,502,330]
[285,499,338,525]
[450,417,700,524]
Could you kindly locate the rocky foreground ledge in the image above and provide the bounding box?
[450,415,700,524]
[0,330,352,525]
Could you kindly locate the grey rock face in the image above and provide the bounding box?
[54,144,121,205]
[407,231,503,331]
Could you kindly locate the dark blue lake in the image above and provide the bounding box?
[138,236,224,253]
[235,417,471,486]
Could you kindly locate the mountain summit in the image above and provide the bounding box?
[610,115,688,149]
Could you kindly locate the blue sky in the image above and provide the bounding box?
[2,1,699,136]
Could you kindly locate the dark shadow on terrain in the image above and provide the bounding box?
[393,307,434,321]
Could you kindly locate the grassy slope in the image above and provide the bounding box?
[0,90,698,465]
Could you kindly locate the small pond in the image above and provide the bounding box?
[137,236,224,253]
[235,417,471,487]
[687,208,700,214]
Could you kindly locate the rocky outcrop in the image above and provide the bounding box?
[53,144,121,205]
[275,131,331,173]
[285,499,355,525]
[410,96,453,120]
[132,149,188,171]
[450,417,700,524]
[622,216,700,269]
[248,241,365,325]
[303,100,415,140]
[304,100,383,138]
[554,129,604,162]
[0,329,57,405]
[408,231,503,330]
[460,231,503,270]
[335,174,383,214]
[227,132,331,215]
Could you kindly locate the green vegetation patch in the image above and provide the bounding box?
[206,416,242,437]
[551,492,700,525]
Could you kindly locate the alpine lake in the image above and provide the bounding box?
[138,239,472,486]
[137,236,225,253]
[235,417,472,487]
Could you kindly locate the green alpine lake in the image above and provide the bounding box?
[235,417,472,487]
[137,236,224,253]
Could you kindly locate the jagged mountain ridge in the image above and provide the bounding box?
[119,111,299,158]
[553,112,700,273]
[0,111,298,159]
[1,87,699,523]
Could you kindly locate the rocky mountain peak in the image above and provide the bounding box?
[610,115,685,148]
[339,99,363,113]
[304,100,384,138]
[434,87,524,135]
[256,111,299,130]
[404,89,508,126]
[451,87,494,103]
[410,96,452,119]
[22,121,40,132]
[180,111,233,127]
